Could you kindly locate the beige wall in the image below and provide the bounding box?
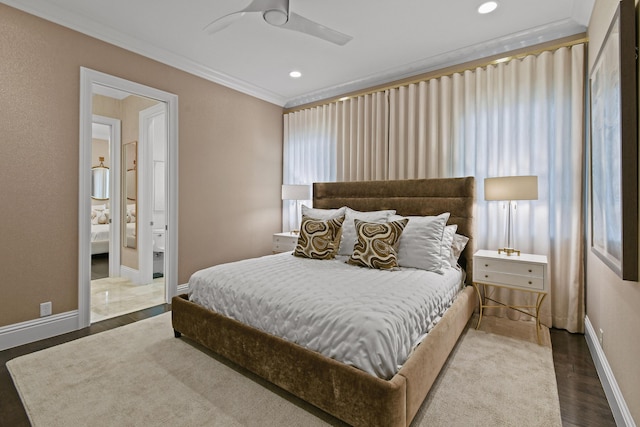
[0,4,283,326]
[91,138,109,168]
[587,0,640,423]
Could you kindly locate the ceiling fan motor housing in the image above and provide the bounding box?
[263,0,289,26]
[204,0,351,46]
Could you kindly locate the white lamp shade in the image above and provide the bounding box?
[281,184,312,201]
[484,176,538,201]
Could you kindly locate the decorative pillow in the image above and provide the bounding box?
[301,205,347,220]
[450,233,470,265]
[125,204,136,223]
[91,207,110,225]
[97,211,110,224]
[347,218,408,270]
[338,208,396,256]
[293,215,345,260]
[440,224,458,269]
[395,213,450,273]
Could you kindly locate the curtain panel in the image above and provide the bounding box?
[337,91,389,182]
[283,44,585,332]
[282,104,338,231]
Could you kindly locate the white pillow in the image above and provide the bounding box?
[338,207,396,255]
[440,224,458,269]
[450,233,470,266]
[396,213,450,272]
[301,205,347,220]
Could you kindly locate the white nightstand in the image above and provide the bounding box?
[273,232,299,253]
[472,249,548,343]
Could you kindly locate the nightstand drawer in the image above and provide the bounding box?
[475,271,545,291]
[272,233,298,253]
[273,242,297,252]
[475,258,545,278]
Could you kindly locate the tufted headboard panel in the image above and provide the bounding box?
[313,177,476,283]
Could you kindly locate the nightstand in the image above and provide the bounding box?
[273,232,299,253]
[472,249,548,343]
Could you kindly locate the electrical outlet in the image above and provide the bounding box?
[598,328,604,346]
[40,301,52,317]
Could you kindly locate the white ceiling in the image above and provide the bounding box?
[4,0,593,107]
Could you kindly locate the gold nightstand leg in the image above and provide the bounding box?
[472,282,484,329]
[535,292,547,344]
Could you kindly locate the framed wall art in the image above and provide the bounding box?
[589,0,638,281]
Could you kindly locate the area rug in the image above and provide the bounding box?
[7,313,561,427]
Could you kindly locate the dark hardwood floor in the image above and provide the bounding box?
[1,309,616,427]
[550,328,616,426]
[91,253,109,280]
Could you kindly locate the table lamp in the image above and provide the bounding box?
[281,184,312,233]
[484,175,538,256]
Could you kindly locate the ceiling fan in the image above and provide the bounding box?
[204,0,353,46]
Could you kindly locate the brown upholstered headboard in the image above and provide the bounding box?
[313,177,475,284]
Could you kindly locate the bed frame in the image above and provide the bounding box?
[172,177,476,426]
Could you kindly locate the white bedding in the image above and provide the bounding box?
[91,224,110,242]
[189,252,464,379]
[91,223,136,242]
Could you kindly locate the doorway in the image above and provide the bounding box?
[79,68,178,328]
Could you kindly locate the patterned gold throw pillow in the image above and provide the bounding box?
[347,218,409,270]
[293,215,345,260]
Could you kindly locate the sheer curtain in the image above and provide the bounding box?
[283,44,585,332]
[337,92,389,181]
[282,104,338,231]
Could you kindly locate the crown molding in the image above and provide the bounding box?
[4,1,589,109]
[284,18,587,108]
[2,0,288,106]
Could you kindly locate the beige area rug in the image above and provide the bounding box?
[7,313,561,427]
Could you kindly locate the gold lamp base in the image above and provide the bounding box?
[497,248,521,256]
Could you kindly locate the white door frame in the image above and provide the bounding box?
[138,103,166,285]
[92,114,121,277]
[79,67,179,328]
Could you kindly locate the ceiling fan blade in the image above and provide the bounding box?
[203,0,279,35]
[203,11,246,35]
[283,12,352,46]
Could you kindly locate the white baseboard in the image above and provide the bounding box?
[120,265,141,284]
[584,315,637,427]
[0,310,79,352]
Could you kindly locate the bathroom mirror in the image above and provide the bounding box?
[124,141,137,248]
[90,157,109,200]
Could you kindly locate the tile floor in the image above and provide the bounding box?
[90,253,166,323]
[91,276,165,322]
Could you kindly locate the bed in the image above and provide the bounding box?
[90,205,110,255]
[90,204,137,255]
[91,223,110,255]
[172,177,476,426]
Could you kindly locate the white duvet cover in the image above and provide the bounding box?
[91,224,110,242]
[91,223,136,243]
[189,252,463,379]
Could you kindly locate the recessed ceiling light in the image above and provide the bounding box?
[289,70,302,78]
[478,1,498,14]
